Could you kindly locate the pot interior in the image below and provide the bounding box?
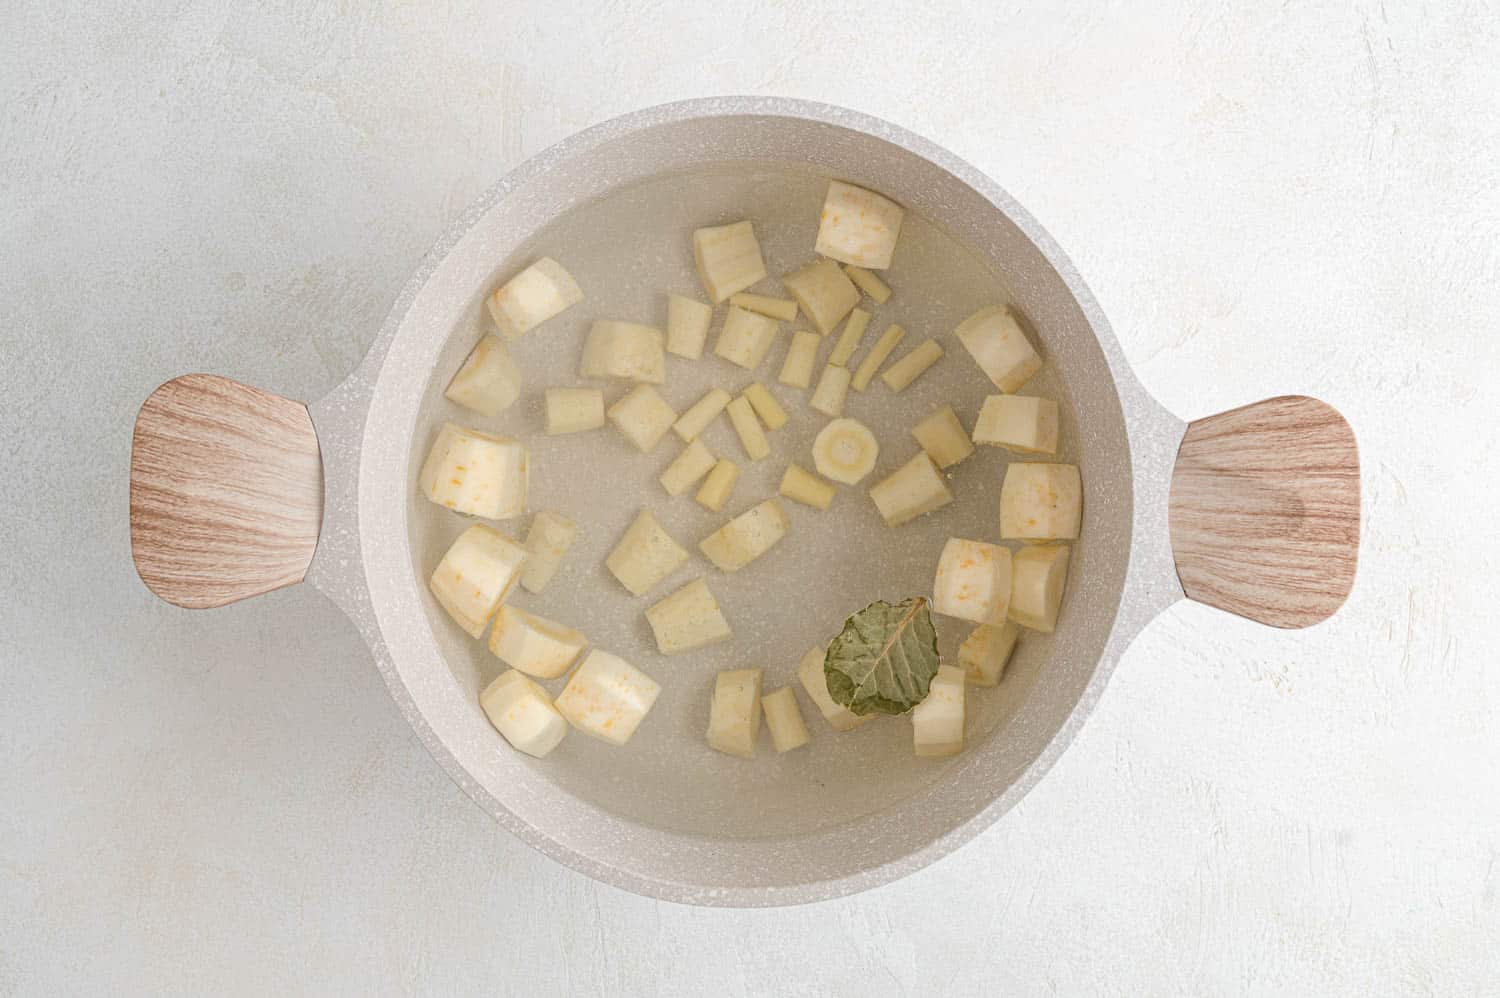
[369,105,1133,900]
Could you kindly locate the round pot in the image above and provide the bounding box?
[129,97,1359,906]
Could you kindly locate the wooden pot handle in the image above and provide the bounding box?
[130,374,324,609]
[1168,395,1359,628]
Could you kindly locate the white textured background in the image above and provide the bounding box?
[3,2,1499,994]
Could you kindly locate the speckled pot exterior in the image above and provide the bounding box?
[304,97,1187,906]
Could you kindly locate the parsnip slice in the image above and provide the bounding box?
[796,646,873,732]
[580,320,666,383]
[695,458,740,512]
[445,334,521,416]
[1008,544,1072,633]
[488,605,588,679]
[693,220,766,303]
[783,257,860,335]
[999,463,1082,541]
[933,538,1012,625]
[827,308,871,368]
[713,306,780,370]
[954,306,1041,393]
[869,452,953,526]
[726,395,770,461]
[761,687,811,752]
[659,439,716,496]
[812,417,879,484]
[646,578,733,655]
[429,525,527,638]
[545,387,605,435]
[779,463,835,510]
[850,323,906,391]
[607,385,678,453]
[816,181,905,269]
[486,257,583,340]
[959,622,1020,686]
[742,382,788,430]
[605,509,689,596]
[911,664,964,758]
[911,405,974,469]
[707,668,763,758]
[729,292,798,321]
[778,330,822,389]
[673,387,732,442]
[480,670,569,758]
[973,395,1060,455]
[419,422,528,520]
[555,650,661,746]
[880,339,943,393]
[699,499,790,571]
[666,293,713,359]
[520,510,576,594]
[842,265,892,303]
[809,364,851,417]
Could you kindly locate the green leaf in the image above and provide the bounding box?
[824,597,941,716]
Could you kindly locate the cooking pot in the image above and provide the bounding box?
[129,97,1359,906]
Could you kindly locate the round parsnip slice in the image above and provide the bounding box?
[812,418,879,485]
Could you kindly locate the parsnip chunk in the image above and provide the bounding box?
[973,395,1060,456]
[486,257,583,340]
[695,458,740,512]
[999,462,1081,540]
[869,452,953,526]
[429,524,527,638]
[699,499,790,571]
[555,650,661,746]
[1008,544,1072,633]
[911,405,974,469]
[726,395,770,461]
[842,265,892,303]
[815,181,904,270]
[520,510,576,594]
[761,687,811,752]
[796,646,872,732]
[693,220,767,303]
[647,578,733,654]
[580,320,666,383]
[850,323,906,392]
[911,664,964,758]
[445,334,521,416]
[779,463,835,510]
[480,670,568,758]
[809,364,852,417]
[880,339,943,393]
[959,622,1020,686]
[783,257,860,335]
[605,509,689,596]
[673,388,731,442]
[607,385,678,453]
[729,292,798,321]
[742,382,788,430]
[488,605,588,679]
[828,308,871,368]
[714,306,780,370]
[545,387,605,435]
[707,668,763,758]
[933,538,1012,625]
[778,330,822,389]
[955,306,1041,393]
[419,422,528,520]
[659,439,717,497]
[666,293,713,359]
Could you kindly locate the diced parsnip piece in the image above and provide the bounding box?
[419,423,528,520]
[488,605,588,679]
[693,220,767,303]
[827,308,871,368]
[742,382,788,430]
[842,265,892,303]
[933,538,1013,625]
[666,293,713,359]
[729,292,798,322]
[955,306,1042,392]
[580,320,666,383]
[429,525,527,638]
[445,334,521,416]
[480,670,568,758]
[520,510,576,594]
[486,257,583,340]
[646,578,733,654]
[911,405,974,469]
[605,509,689,596]
[779,463,835,510]
[880,339,944,393]
[607,385,678,453]
[659,439,717,496]
[713,306,780,370]
[707,668,763,758]
[699,499,790,571]
[973,395,1060,455]
[809,365,851,417]
[959,622,1020,686]
[761,687,810,752]
[812,417,879,484]
[778,330,822,389]
[695,458,740,512]
[999,463,1082,540]
[726,395,770,461]
[816,181,905,270]
[796,646,873,732]
[554,650,661,746]
[1009,544,1072,632]
[673,388,731,442]
[850,323,907,392]
[545,387,605,435]
[911,664,965,758]
[869,452,954,526]
[782,257,860,335]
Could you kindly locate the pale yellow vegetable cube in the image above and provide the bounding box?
[729,292,798,321]
[693,220,767,303]
[429,525,527,638]
[954,306,1042,393]
[480,670,568,758]
[932,538,1012,625]
[707,668,763,758]
[713,306,780,370]
[605,509,689,596]
[726,395,770,461]
[673,388,731,442]
[607,385,678,453]
[1009,544,1072,633]
[646,578,733,655]
[959,622,1020,686]
[666,293,713,359]
[999,463,1082,540]
[486,257,583,341]
[869,452,953,527]
[973,395,1060,455]
[445,334,521,416]
[742,382,788,430]
[911,405,974,469]
[519,510,576,594]
[699,499,790,571]
[554,650,661,746]
[779,463,835,511]
[842,265,892,303]
[828,308,871,368]
[796,646,872,732]
[816,181,905,270]
[488,605,588,679]
[659,439,717,496]
[879,339,943,393]
[809,364,852,417]
[850,323,907,391]
[783,257,860,335]
[544,387,605,435]
[911,664,965,758]
[761,687,811,752]
[579,320,666,383]
[419,422,528,520]
[778,330,822,389]
[695,458,740,512]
